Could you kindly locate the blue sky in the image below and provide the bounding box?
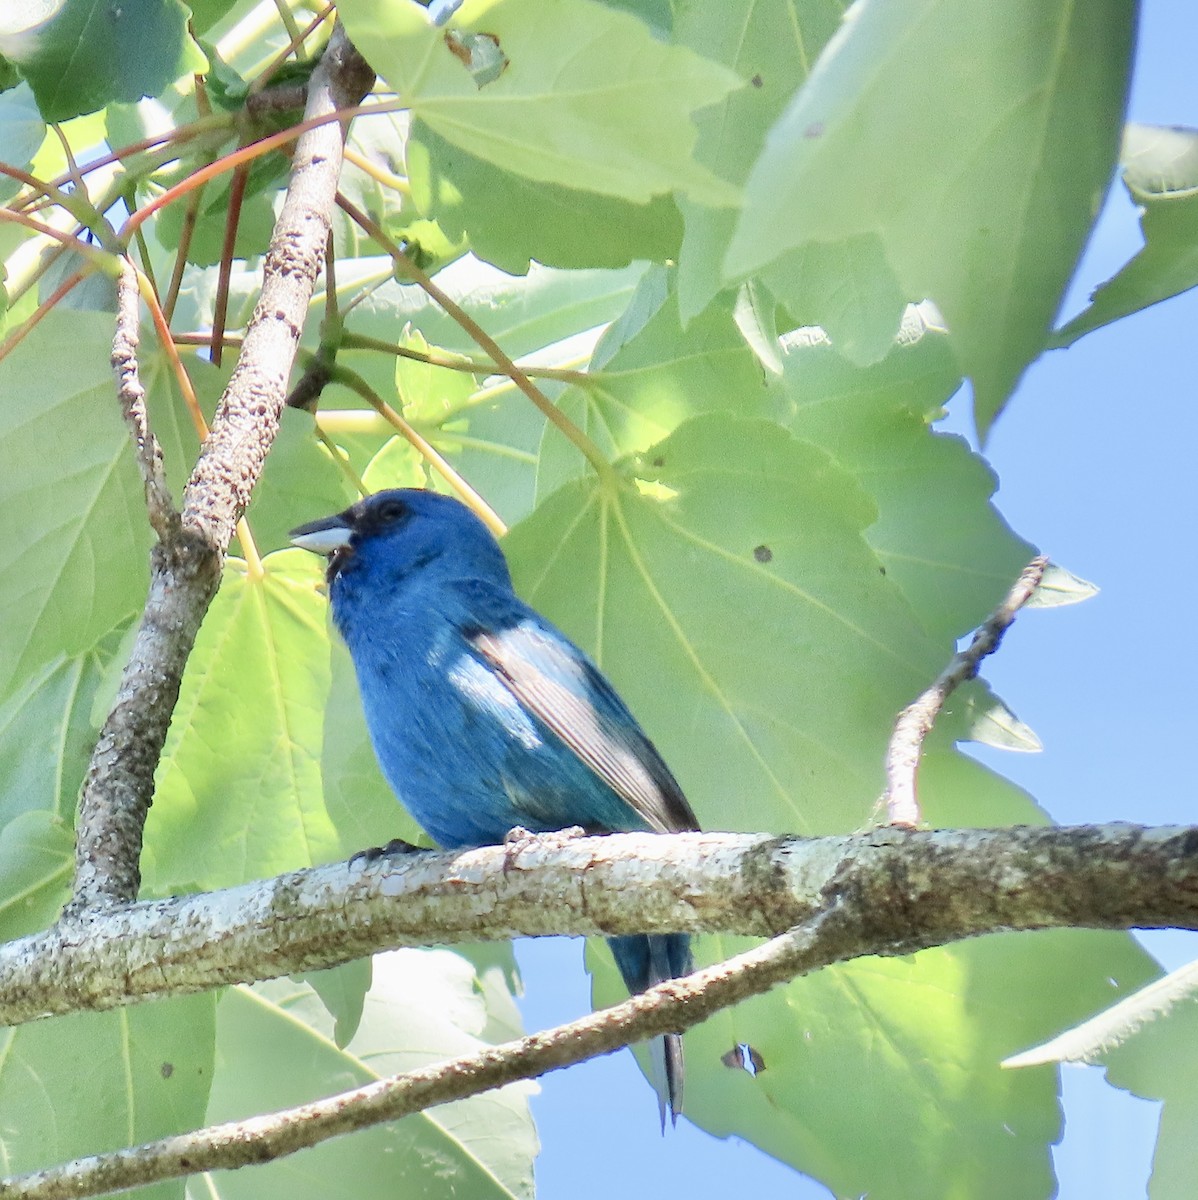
[513,5,1198,1197]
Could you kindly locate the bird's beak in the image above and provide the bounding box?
[289,512,354,556]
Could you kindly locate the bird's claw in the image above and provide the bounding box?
[501,825,587,874]
[350,837,422,868]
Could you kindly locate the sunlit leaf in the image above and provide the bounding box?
[0,993,215,1199]
[338,0,742,205]
[144,551,338,893]
[725,0,1135,435]
[204,955,535,1199]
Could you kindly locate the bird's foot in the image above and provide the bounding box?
[350,837,423,867]
[501,825,587,873]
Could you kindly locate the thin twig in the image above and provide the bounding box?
[0,909,844,1200]
[334,192,616,482]
[883,555,1050,826]
[340,330,592,383]
[332,363,507,536]
[110,261,180,541]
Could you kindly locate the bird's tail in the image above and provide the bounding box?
[607,933,692,1129]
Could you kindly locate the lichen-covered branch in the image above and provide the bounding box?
[7,818,1198,1199]
[110,261,179,540]
[0,911,841,1200]
[69,27,374,913]
[16,823,1198,1029]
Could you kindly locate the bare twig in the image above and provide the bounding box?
[330,363,507,535]
[0,909,844,1200]
[334,192,617,482]
[68,25,375,914]
[110,261,180,541]
[883,555,1050,826]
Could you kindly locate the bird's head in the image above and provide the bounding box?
[290,488,512,602]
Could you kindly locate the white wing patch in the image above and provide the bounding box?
[446,652,543,750]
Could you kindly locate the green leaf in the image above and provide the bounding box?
[0,810,73,940]
[361,434,428,493]
[682,928,1153,1200]
[765,233,908,366]
[725,0,1136,436]
[779,309,1035,636]
[407,119,683,273]
[673,0,847,320]
[186,0,244,37]
[536,274,773,500]
[337,0,743,205]
[38,246,118,312]
[509,413,946,836]
[394,326,480,425]
[1054,123,1198,347]
[206,958,535,1199]
[296,958,374,1049]
[249,409,358,555]
[337,257,646,410]
[333,261,648,523]
[590,749,1154,1197]
[0,83,46,203]
[0,993,215,1196]
[365,258,647,359]
[1099,977,1198,1200]
[0,310,151,698]
[143,551,339,892]
[5,0,207,122]
[0,640,117,829]
[155,161,285,267]
[1007,957,1198,1069]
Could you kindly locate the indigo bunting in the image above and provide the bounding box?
[291,488,699,1124]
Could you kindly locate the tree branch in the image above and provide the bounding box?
[10,824,1198,1028]
[68,26,374,914]
[110,260,179,541]
[0,909,844,1200]
[883,554,1050,825]
[8,817,1198,1198]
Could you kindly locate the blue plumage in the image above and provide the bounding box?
[291,488,698,1124]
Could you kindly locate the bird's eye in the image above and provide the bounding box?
[375,499,409,526]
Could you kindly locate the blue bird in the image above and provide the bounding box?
[290,488,699,1124]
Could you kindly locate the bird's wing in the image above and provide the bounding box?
[465,613,698,835]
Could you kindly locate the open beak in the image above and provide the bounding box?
[290,512,354,555]
[290,511,359,581]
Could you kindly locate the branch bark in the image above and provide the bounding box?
[0,910,842,1200]
[5,819,1198,1198]
[883,554,1049,825]
[69,26,374,914]
[8,823,1198,1028]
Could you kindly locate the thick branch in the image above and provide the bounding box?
[14,824,1198,1028]
[69,27,374,913]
